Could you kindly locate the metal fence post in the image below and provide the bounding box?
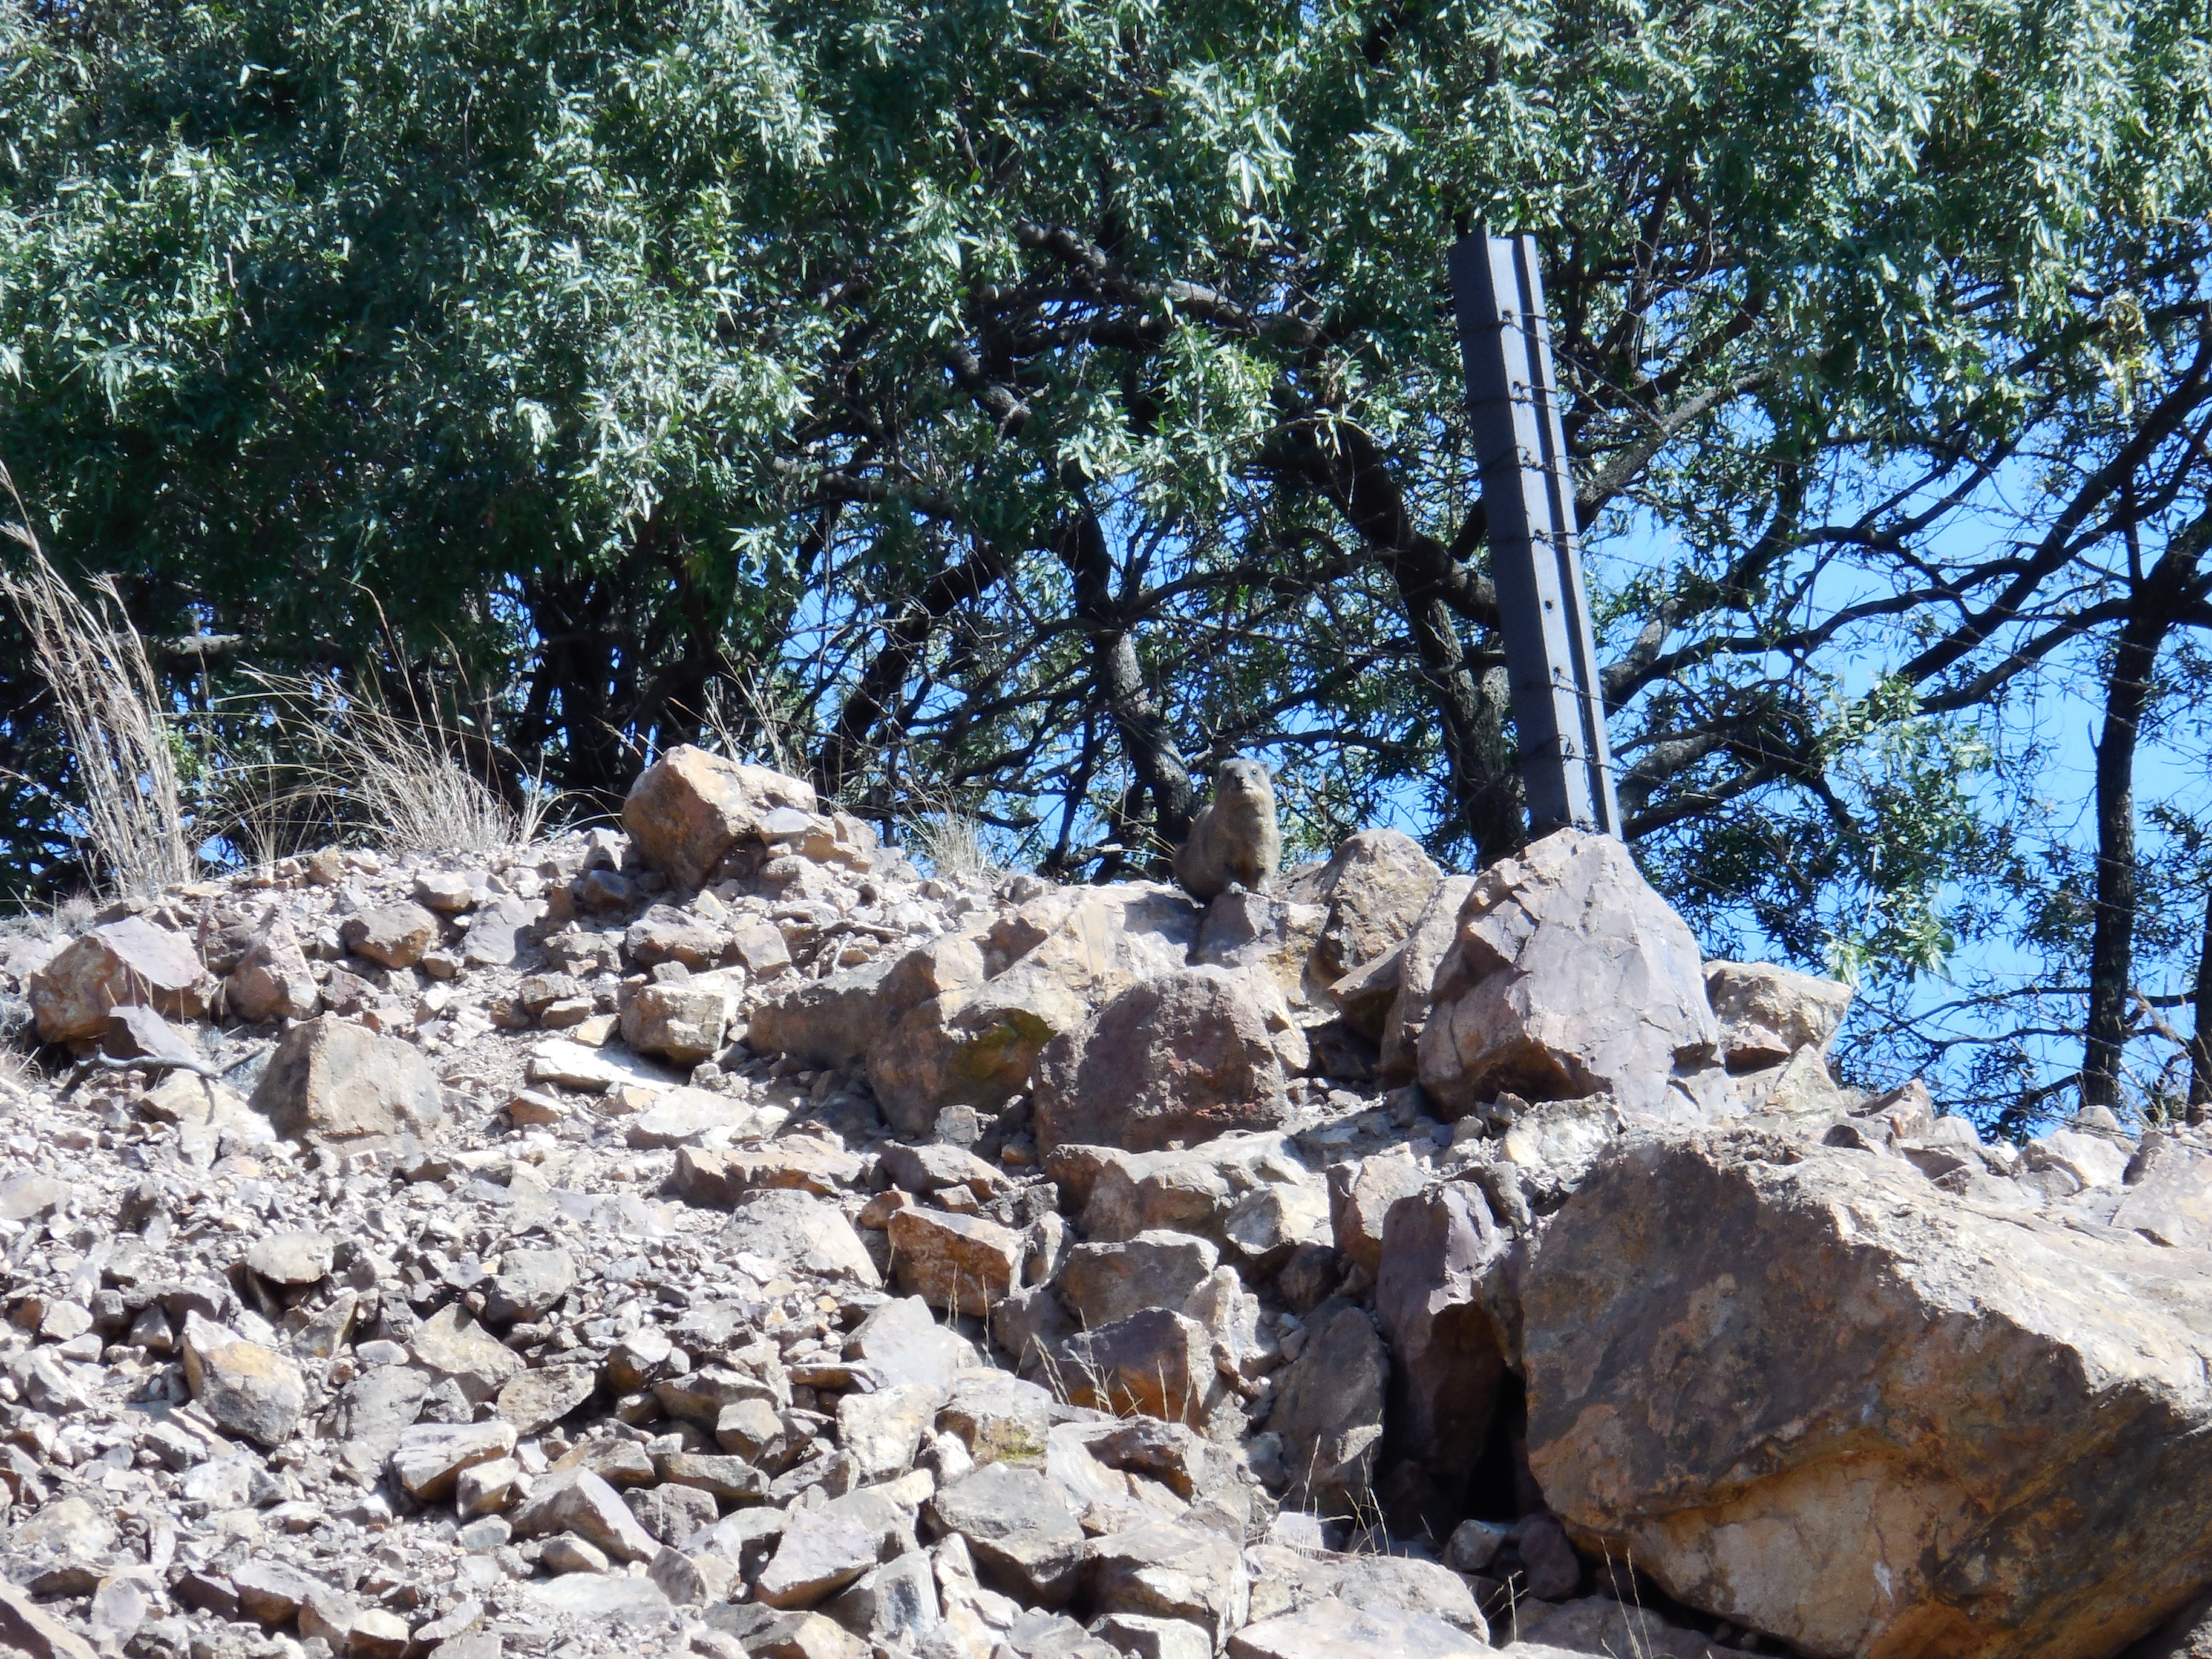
[1448,228,1622,840]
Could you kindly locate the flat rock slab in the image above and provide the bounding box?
[1524,1128,2212,1659]
[1228,1596,1488,1659]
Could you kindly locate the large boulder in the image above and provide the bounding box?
[1417,830,1718,1121]
[745,957,902,1072]
[29,916,213,1043]
[1286,828,1443,984]
[1191,891,1329,1010]
[986,883,1202,1006]
[1523,1129,2212,1659]
[248,1014,444,1146]
[868,968,1089,1137]
[1034,967,1290,1154]
[622,745,819,890]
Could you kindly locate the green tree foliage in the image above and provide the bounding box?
[3,0,2210,1121]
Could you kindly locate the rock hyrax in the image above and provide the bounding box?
[1174,758,1282,902]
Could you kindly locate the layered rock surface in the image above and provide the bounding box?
[1525,1130,2212,1659]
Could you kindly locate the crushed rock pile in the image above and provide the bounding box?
[0,744,2204,1659]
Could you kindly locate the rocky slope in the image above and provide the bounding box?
[0,744,2203,1659]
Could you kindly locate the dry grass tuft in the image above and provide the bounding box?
[209,670,553,862]
[0,464,192,896]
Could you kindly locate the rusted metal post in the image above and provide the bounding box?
[1449,229,1622,838]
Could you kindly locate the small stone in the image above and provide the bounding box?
[655,1451,769,1505]
[621,976,737,1066]
[836,1382,939,1483]
[456,1456,522,1518]
[349,1607,412,1659]
[341,901,441,968]
[887,1208,1022,1315]
[484,1248,577,1323]
[245,1231,334,1287]
[229,915,321,1022]
[414,869,480,912]
[497,1363,598,1436]
[541,1533,611,1575]
[389,1421,517,1502]
[1445,1517,1509,1573]
[755,1508,878,1609]
[509,1467,663,1562]
[715,1396,784,1460]
[180,1312,306,1447]
[412,1304,528,1402]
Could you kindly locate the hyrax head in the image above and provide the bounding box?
[1214,757,1272,800]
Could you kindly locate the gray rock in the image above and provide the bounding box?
[179,1313,304,1447]
[720,1189,882,1287]
[844,1295,979,1391]
[1704,960,1854,1069]
[755,1507,878,1609]
[248,1013,444,1146]
[389,1421,517,1502]
[937,1369,1055,1467]
[495,1363,597,1436]
[244,1231,333,1287]
[1059,1230,1221,1331]
[411,1305,528,1402]
[827,1550,941,1648]
[509,1467,663,1563]
[1086,1521,1249,1648]
[926,1463,1088,1607]
[1034,966,1290,1154]
[1286,827,1443,984]
[1267,1298,1387,1516]
[1374,1183,1515,1520]
[1328,1152,1430,1278]
[484,1248,577,1323]
[330,1365,432,1447]
[1227,1597,1487,1659]
[838,1381,939,1483]
[1417,829,1719,1120]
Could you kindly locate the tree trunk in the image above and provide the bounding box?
[2190,885,2212,1123]
[2082,533,2200,1108]
[1060,501,1195,857]
[1386,565,1523,865]
[2083,613,2163,1109]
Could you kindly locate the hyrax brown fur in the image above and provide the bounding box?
[1174,758,1282,902]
